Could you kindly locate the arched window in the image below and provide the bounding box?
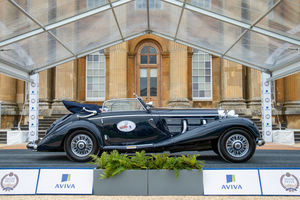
[136,42,161,106]
[140,46,157,65]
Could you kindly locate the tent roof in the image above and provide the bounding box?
[0,0,299,81]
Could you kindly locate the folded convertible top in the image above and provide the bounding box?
[62,100,102,114]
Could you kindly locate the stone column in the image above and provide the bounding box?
[212,56,222,107]
[0,74,17,128]
[220,59,247,114]
[247,68,261,117]
[39,69,52,116]
[168,41,190,108]
[283,72,300,129]
[52,60,78,114]
[16,80,25,108]
[108,42,128,99]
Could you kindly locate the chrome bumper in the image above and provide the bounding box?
[256,138,265,146]
[26,139,41,151]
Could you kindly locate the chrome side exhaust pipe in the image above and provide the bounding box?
[256,139,265,146]
[26,141,38,151]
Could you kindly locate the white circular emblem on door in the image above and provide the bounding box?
[117,120,136,132]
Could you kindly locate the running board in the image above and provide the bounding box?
[103,143,154,150]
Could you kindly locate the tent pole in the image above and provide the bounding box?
[28,73,39,142]
[261,72,272,142]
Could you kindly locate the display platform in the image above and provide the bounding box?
[0,150,299,196]
[0,149,299,168]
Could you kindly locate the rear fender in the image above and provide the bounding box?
[61,120,104,148]
[37,120,104,151]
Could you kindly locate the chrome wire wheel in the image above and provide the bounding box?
[70,134,93,157]
[225,134,249,158]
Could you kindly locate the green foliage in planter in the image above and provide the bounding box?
[90,150,204,179]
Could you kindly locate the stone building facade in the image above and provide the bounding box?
[0,34,300,130]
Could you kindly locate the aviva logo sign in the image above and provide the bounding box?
[222,174,242,190]
[61,174,71,182]
[226,174,236,183]
[54,174,75,189]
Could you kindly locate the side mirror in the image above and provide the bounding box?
[146,101,154,108]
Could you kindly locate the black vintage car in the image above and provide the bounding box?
[27,96,265,163]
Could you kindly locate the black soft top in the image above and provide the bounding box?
[62,100,102,114]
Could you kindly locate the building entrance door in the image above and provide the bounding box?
[136,42,161,107]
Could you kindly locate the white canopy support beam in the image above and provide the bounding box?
[261,72,272,142]
[270,61,300,81]
[0,59,30,81]
[28,73,39,142]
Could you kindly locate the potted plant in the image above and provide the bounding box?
[90,150,204,195]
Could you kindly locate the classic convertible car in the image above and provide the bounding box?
[27,96,265,163]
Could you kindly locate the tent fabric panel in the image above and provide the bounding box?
[0,0,39,42]
[15,0,112,26]
[114,1,148,38]
[149,1,182,38]
[49,9,122,55]
[226,30,300,70]
[184,0,279,25]
[0,32,73,70]
[256,0,300,41]
[176,8,245,55]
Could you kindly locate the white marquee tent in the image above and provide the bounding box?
[0,0,300,142]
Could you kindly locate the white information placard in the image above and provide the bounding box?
[0,169,39,195]
[260,169,300,195]
[37,169,93,194]
[203,169,261,195]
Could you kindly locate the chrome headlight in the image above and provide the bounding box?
[227,110,238,117]
[218,109,226,118]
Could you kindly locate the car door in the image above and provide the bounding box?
[99,110,166,146]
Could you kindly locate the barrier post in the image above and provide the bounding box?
[28,73,39,142]
[0,101,1,129]
[261,72,272,142]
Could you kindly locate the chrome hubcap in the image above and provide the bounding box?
[71,134,93,157]
[226,134,249,158]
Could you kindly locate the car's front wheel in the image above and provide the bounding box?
[217,128,256,163]
[64,130,100,162]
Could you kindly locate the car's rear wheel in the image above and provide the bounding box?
[217,128,256,163]
[64,130,100,162]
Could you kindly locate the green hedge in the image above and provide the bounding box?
[90,150,204,179]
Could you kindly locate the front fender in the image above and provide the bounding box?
[37,120,104,151]
[153,117,260,148]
